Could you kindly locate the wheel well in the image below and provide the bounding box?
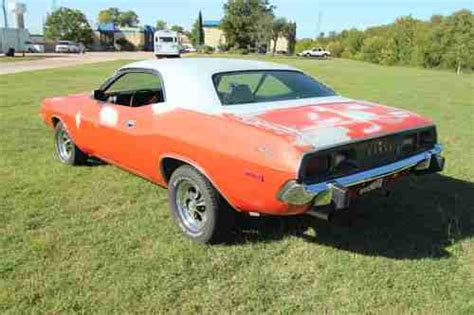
[161,157,187,183]
[51,117,60,127]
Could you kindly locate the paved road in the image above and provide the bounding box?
[0,52,154,75]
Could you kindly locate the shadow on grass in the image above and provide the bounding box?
[83,157,107,167]
[231,174,474,260]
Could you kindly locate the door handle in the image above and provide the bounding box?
[125,120,136,128]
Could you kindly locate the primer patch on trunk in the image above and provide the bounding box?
[347,104,370,110]
[295,126,351,148]
[363,124,382,134]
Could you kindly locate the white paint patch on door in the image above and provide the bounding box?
[99,106,119,126]
[75,111,81,129]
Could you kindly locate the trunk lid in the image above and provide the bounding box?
[230,100,433,150]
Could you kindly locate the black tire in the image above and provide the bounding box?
[54,121,87,165]
[168,165,236,244]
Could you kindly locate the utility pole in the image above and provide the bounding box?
[317,10,322,38]
[2,0,8,28]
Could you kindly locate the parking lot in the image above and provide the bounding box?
[0,52,153,75]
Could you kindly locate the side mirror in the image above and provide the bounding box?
[93,89,107,101]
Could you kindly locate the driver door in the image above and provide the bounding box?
[80,69,164,168]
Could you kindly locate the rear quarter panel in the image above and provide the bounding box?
[151,109,306,214]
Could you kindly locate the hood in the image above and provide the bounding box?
[229,100,434,150]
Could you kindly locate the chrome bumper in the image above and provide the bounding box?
[278,144,444,209]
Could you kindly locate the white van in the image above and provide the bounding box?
[154,30,180,58]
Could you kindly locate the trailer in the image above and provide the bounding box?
[0,27,30,54]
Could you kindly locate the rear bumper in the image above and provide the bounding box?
[278,144,444,210]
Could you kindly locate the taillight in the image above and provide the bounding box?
[419,128,436,148]
[401,134,417,155]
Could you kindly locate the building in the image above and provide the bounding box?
[202,19,289,53]
[202,20,226,48]
[95,23,155,51]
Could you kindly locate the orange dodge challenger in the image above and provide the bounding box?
[40,58,444,243]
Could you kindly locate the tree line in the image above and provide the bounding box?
[298,10,473,73]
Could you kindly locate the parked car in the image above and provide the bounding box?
[298,47,331,58]
[55,40,80,53]
[39,58,444,243]
[181,43,196,53]
[24,40,44,53]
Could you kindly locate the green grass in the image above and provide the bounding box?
[1,56,473,313]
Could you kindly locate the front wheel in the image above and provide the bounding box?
[54,121,87,165]
[168,165,235,244]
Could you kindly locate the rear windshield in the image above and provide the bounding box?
[159,37,175,43]
[213,70,336,106]
[58,41,72,45]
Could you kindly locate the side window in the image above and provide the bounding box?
[104,72,164,107]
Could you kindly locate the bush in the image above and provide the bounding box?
[115,38,135,51]
[198,45,215,54]
[227,47,249,55]
[217,43,230,52]
[326,41,343,57]
[295,38,316,54]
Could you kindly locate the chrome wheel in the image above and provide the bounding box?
[175,179,207,233]
[56,128,73,161]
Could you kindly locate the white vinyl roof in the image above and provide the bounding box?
[120,58,300,114]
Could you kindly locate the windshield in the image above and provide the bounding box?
[58,41,72,45]
[213,70,335,106]
[160,37,175,43]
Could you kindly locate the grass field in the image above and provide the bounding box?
[1,56,473,313]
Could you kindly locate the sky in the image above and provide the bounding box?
[4,0,474,38]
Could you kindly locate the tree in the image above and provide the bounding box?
[45,7,93,44]
[271,17,287,54]
[294,9,473,72]
[440,10,474,74]
[155,19,167,30]
[295,38,316,54]
[221,0,274,49]
[98,8,139,27]
[361,36,386,63]
[393,16,418,65]
[170,25,184,33]
[118,10,139,27]
[190,11,204,46]
[327,40,343,57]
[284,21,297,54]
[340,28,364,58]
[98,7,120,24]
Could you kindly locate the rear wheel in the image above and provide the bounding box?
[168,165,236,244]
[54,121,87,165]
